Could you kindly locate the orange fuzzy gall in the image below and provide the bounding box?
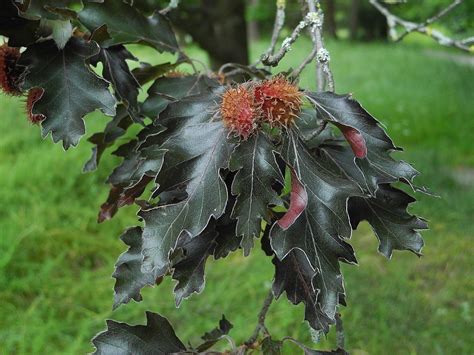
[220,86,257,139]
[254,76,302,127]
[26,88,45,124]
[0,44,22,96]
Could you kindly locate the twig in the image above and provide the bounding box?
[221,334,237,352]
[252,0,287,69]
[244,288,274,346]
[283,334,350,354]
[370,0,473,52]
[281,336,309,350]
[305,0,324,91]
[173,52,199,75]
[335,312,344,349]
[461,36,474,45]
[256,0,335,93]
[321,53,334,92]
[218,63,243,76]
[261,19,309,66]
[304,1,335,92]
[397,0,462,42]
[185,56,209,75]
[266,0,287,58]
[160,0,179,15]
[290,1,319,80]
[219,67,250,80]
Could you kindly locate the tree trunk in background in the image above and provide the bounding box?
[247,0,260,42]
[349,0,359,40]
[324,0,338,39]
[170,0,249,70]
[360,5,389,41]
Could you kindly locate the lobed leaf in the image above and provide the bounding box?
[83,105,133,172]
[141,75,219,120]
[270,129,363,328]
[272,248,334,334]
[79,0,178,53]
[229,133,283,255]
[317,143,427,258]
[112,227,161,309]
[171,224,219,306]
[19,37,116,149]
[195,315,233,352]
[92,312,186,355]
[0,1,40,47]
[212,195,242,260]
[99,144,167,222]
[16,0,80,20]
[92,45,141,121]
[295,108,334,149]
[348,184,427,258]
[306,92,420,195]
[113,197,241,309]
[139,90,234,275]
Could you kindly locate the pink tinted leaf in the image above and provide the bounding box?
[277,169,308,230]
[339,125,367,158]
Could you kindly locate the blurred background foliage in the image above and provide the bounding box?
[0,0,473,354]
[130,0,474,69]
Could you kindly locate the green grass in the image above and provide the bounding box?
[0,38,473,354]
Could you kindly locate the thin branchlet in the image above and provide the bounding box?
[261,19,309,66]
[461,36,474,45]
[259,0,335,92]
[304,0,335,92]
[335,312,345,349]
[160,0,179,15]
[244,288,274,346]
[266,0,287,58]
[305,0,323,90]
[370,0,472,52]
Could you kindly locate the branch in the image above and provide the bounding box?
[406,0,462,35]
[244,288,274,346]
[160,0,179,15]
[261,18,309,66]
[305,1,324,91]
[252,0,287,68]
[266,0,287,58]
[300,1,335,92]
[370,0,473,53]
[461,36,474,45]
[335,312,344,349]
[395,0,462,42]
[255,0,335,92]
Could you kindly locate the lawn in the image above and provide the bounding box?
[0,37,473,354]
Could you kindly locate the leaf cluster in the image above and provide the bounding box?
[0,1,430,353]
[95,83,429,351]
